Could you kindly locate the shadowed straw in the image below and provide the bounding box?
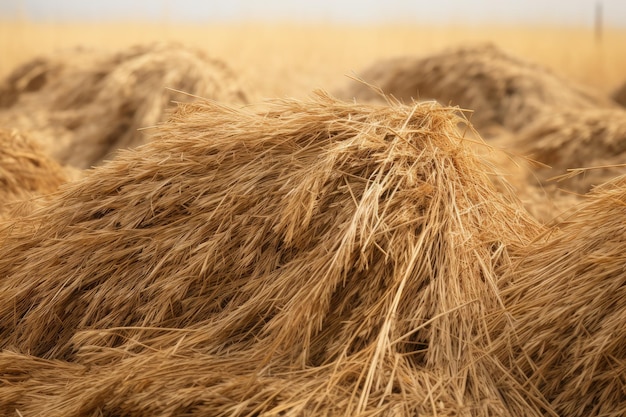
[0,128,73,218]
[337,44,616,132]
[492,174,626,417]
[0,92,548,416]
[612,80,626,107]
[0,42,250,169]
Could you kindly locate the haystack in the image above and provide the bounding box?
[0,128,72,218]
[338,44,616,132]
[0,42,249,169]
[0,93,547,416]
[517,107,626,193]
[492,174,626,417]
[612,80,626,107]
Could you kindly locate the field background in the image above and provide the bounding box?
[2,21,626,101]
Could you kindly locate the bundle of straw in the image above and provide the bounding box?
[0,93,546,416]
[339,44,616,132]
[0,42,249,168]
[493,175,626,417]
[0,128,72,218]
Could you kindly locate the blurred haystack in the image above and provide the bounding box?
[493,175,626,417]
[0,93,547,416]
[473,131,581,224]
[517,107,626,193]
[0,42,249,169]
[0,128,72,218]
[339,44,616,132]
[612,80,626,107]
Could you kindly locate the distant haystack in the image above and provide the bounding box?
[0,42,249,169]
[0,128,72,218]
[612,80,626,107]
[474,134,582,224]
[517,107,626,193]
[493,175,626,417]
[339,44,616,132]
[0,93,547,416]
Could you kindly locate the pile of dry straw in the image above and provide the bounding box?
[339,43,616,133]
[340,44,626,210]
[517,107,626,193]
[0,42,249,168]
[494,175,626,417]
[1,92,624,416]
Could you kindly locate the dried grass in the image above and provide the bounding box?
[0,42,249,169]
[338,44,616,132]
[0,93,547,416]
[0,128,72,218]
[517,107,626,193]
[492,174,626,417]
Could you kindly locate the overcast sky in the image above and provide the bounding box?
[1,0,625,27]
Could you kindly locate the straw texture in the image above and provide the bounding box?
[493,174,626,417]
[0,42,249,168]
[0,128,71,218]
[0,93,546,416]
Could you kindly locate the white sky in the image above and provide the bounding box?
[1,0,625,27]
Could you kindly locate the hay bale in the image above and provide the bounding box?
[0,93,546,416]
[339,44,616,132]
[517,107,626,193]
[0,42,249,169]
[0,128,72,218]
[493,175,626,417]
[612,80,626,107]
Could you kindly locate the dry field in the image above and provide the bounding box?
[2,21,626,98]
[1,20,626,417]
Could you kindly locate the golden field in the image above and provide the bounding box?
[2,20,626,99]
